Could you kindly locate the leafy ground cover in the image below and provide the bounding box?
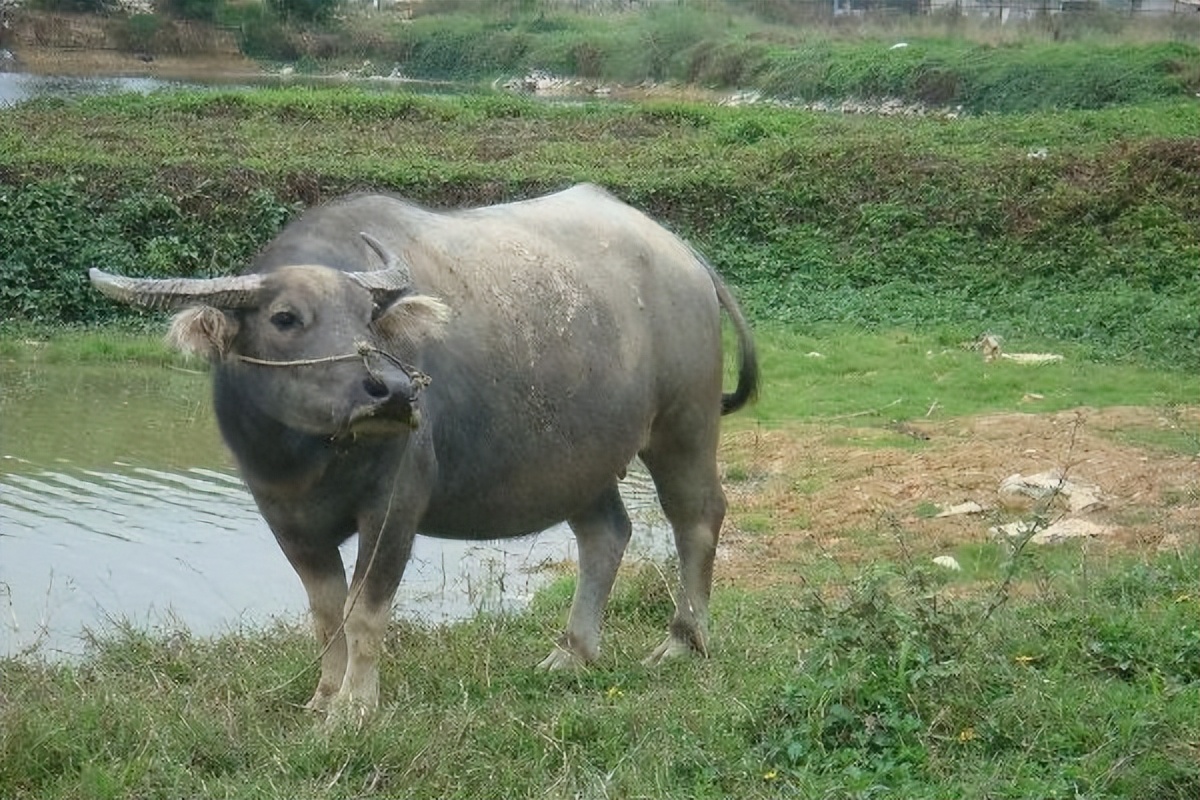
[2,89,1197,368]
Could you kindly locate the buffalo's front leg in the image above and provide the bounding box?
[275,540,350,713]
[329,502,419,718]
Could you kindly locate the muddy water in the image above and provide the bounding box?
[0,70,473,108]
[0,72,177,107]
[0,360,673,659]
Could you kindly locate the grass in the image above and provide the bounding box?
[2,549,1197,798]
[0,325,188,366]
[736,325,1200,424]
[1113,423,1200,457]
[9,325,1199,423]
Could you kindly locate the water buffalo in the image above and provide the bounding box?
[90,183,758,717]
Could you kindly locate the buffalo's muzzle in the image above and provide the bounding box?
[347,368,421,434]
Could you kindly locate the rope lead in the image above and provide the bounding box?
[233,341,431,390]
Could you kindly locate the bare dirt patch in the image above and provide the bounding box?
[4,11,261,79]
[717,406,1200,588]
[11,47,262,79]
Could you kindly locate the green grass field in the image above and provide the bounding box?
[3,546,1197,798]
[3,326,1198,798]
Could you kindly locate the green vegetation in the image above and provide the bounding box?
[325,9,1200,113]
[2,549,1197,798]
[2,88,1197,368]
[234,2,1198,111]
[9,326,1198,423]
[11,2,1200,106]
[742,326,1200,423]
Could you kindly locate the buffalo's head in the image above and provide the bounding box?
[90,234,450,439]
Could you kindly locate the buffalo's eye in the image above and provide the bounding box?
[270,310,301,331]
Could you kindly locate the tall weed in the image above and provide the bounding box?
[756,549,1200,795]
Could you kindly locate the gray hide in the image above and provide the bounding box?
[90,183,758,718]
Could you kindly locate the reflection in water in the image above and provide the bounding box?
[0,69,481,108]
[0,361,672,658]
[0,72,181,107]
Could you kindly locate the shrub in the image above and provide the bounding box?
[0,179,294,325]
[156,0,222,23]
[269,0,340,25]
[236,6,301,60]
[27,0,112,13]
[109,13,161,53]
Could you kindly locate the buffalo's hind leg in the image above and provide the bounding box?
[640,425,726,665]
[538,482,632,670]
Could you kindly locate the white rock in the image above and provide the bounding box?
[998,470,1105,513]
[932,555,962,571]
[1000,352,1063,364]
[991,517,1111,544]
[936,500,984,518]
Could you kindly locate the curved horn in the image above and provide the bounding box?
[89,269,264,311]
[351,232,414,303]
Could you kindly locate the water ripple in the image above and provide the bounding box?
[1,458,674,659]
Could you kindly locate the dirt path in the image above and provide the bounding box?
[717,406,1199,586]
[10,47,262,78]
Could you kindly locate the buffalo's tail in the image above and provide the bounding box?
[692,247,759,415]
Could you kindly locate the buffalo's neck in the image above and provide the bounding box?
[212,371,405,509]
[213,382,325,486]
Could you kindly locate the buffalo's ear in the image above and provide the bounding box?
[167,306,239,360]
[373,293,451,346]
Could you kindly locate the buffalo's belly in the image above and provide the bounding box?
[419,443,637,540]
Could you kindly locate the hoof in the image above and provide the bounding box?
[304,688,337,714]
[323,694,374,730]
[642,633,705,667]
[536,644,588,671]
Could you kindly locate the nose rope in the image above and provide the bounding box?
[234,340,431,390]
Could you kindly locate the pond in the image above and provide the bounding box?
[0,357,673,659]
[0,68,481,108]
[0,71,180,107]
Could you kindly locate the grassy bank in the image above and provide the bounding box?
[326,6,1200,112]
[15,3,1198,110]
[2,88,1198,369]
[7,326,1200,424]
[3,547,1198,798]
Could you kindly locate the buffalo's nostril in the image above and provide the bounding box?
[363,376,390,399]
